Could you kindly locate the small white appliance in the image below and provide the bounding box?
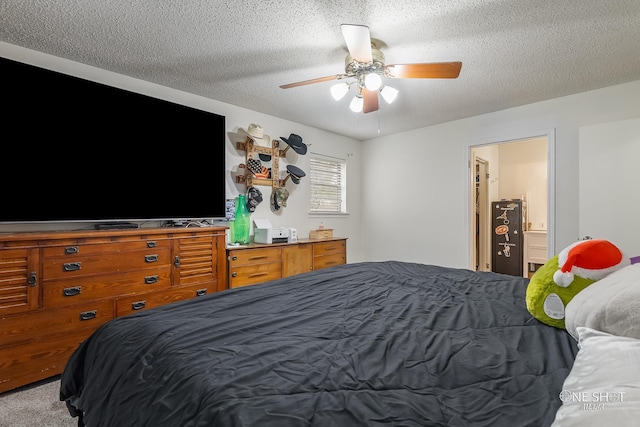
[253,219,293,244]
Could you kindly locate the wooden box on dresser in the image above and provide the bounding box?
[0,226,227,394]
[228,238,347,288]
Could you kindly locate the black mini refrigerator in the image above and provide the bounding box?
[491,199,523,276]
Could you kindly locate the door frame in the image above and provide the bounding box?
[468,129,556,271]
[474,156,491,271]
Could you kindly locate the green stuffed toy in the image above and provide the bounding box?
[525,239,628,329]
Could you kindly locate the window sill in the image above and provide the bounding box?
[308,212,350,217]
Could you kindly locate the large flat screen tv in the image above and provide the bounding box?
[2,56,227,226]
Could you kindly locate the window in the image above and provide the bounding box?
[309,154,347,214]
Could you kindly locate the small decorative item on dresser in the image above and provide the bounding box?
[233,194,251,244]
[309,228,334,240]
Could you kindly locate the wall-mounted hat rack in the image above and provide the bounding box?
[236,136,283,190]
[236,136,303,190]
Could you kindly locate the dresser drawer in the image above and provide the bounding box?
[42,248,171,279]
[228,247,281,267]
[0,299,114,347]
[116,284,211,317]
[41,239,171,258]
[314,252,346,270]
[313,240,346,256]
[42,267,172,308]
[229,262,281,288]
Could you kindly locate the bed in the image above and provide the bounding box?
[60,261,580,426]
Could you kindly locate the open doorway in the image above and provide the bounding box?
[469,132,555,277]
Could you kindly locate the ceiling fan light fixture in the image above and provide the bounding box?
[380,85,399,104]
[330,82,350,100]
[349,94,364,112]
[279,24,461,115]
[364,72,382,90]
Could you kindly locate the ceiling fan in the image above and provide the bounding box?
[279,24,462,114]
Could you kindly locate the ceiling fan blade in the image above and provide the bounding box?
[341,24,373,63]
[386,62,462,79]
[279,75,339,89]
[362,89,379,114]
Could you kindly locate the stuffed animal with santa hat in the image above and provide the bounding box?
[525,239,629,328]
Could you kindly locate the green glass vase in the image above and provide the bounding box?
[233,194,251,244]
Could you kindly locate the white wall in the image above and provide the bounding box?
[0,43,365,263]
[579,118,640,257]
[361,81,640,268]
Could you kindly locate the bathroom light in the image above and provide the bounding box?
[349,94,363,112]
[364,73,382,91]
[380,85,399,104]
[330,82,349,100]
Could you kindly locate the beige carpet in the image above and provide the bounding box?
[0,377,76,427]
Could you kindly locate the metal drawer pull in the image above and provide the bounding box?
[147,241,157,248]
[80,310,97,321]
[232,272,237,277]
[196,289,207,296]
[174,256,180,267]
[145,275,159,284]
[63,286,82,296]
[28,271,37,287]
[132,301,146,310]
[248,272,268,278]
[63,262,82,271]
[144,254,158,263]
[231,256,238,261]
[64,246,79,254]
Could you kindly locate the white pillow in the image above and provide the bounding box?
[565,263,640,340]
[551,327,640,426]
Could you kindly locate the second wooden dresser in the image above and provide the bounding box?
[227,238,347,288]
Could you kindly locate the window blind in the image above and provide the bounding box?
[309,155,346,213]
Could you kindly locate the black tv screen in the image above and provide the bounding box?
[2,56,226,224]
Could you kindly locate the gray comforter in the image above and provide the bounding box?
[61,261,578,426]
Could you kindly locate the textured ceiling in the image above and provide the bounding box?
[2,0,640,140]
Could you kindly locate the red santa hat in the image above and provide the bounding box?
[553,239,628,287]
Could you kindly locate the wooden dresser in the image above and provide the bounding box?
[0,226,227,394]
[227,238,347,288]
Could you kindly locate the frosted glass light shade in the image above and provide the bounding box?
[349,94,363,112]
[364,73,382,90]
[380,85,399,104]
[330,82,349,100]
